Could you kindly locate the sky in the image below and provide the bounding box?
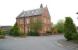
[0,0,78,26]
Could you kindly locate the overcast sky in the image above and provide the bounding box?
[0,0,78,26]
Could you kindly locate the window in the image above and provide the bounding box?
[26,18,30,24]
[44,18,46,23]
[19,19,24,24]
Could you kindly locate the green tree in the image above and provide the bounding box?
[9,23,20,36]
[0,29,4,35]
[28,18,43,36]
[54,20,64,33]
[64,17,77,40]
[0,29,5,38]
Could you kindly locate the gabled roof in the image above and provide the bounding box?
[17,8,44,18]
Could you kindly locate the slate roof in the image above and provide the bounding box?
[17,8,44,18]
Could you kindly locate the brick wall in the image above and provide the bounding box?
[16,7,51,36]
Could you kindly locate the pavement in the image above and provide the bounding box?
[0,35,78,50]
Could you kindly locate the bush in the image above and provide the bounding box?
[0,35,5,39]
[9,23,20,36]
[46,31,52,35]
[64,17,77,40]
[28,31,39,36]
[64,32,72,40]
[0,29,5,38]
[51,27,58,33]
[0,29,5,35]
[72,33,78,40]
[46,31,52,33]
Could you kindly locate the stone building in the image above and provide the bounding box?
[16,4,51,35]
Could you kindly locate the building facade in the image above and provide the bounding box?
[16,4,51,35]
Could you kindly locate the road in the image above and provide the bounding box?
[0,35,75,50]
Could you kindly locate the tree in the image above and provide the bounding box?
[0,29,5,38]
[64,17,77,40]
[9,23,20,36]
[28,18,43,36]
[0,29,4,35]
[54,20,64,33]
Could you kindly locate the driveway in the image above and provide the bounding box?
[0,35,76,50]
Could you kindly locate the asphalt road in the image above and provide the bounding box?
[0,35,74,50]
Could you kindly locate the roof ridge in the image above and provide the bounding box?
[24,8,44,12]
[17,7,45,18]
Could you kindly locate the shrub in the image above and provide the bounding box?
[0,29,5,38]
[28,31,39,36]
[72,33,78,40]
[0,35,5,39]
[51,27,58,33]
[9,23,20,36]
[64,17,77,40]
[0,29,5,35]
[46,31,52,35]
